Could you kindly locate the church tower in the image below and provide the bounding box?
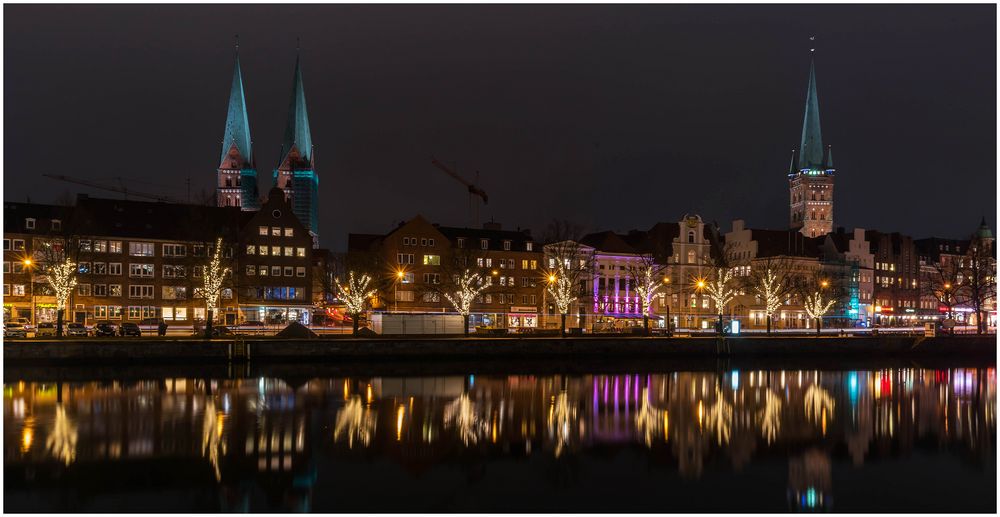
[788,56,835,238]
[274,49,319,247]
[217,40,260,210]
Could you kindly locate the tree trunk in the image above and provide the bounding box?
[205,309,214,339]
[352,313,359,336]
[766,314,772,335]
[816,317,822,335]
[643,314,650,336]
[56,310,64,337]
[718,313,723,336]
[560,313,567,338]
[463,314,470,336]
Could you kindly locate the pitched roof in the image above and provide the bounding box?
[347,233,384,252]
[798,58,826,170]
[220,51,254,168]
[277,54,313,169]
[72,196,244,242]
[751,229,822,258]
[579,231,639,255]
[437,225,535,252]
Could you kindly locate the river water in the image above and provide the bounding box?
[4,365,996,512]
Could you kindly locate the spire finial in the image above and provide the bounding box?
[296,37,300,52]
[809,35,816,53]
[235,34,239,53]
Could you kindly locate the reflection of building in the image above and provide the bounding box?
[787,449,833,511]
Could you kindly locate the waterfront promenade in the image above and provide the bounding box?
[4,334,995,364]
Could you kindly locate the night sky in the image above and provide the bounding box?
[4,4,996,250]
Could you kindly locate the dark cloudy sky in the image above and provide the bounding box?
[4,4,996,249]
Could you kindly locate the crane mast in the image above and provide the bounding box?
[430,157,489,227]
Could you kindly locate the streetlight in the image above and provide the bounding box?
[394,269,404,313]
[662,276,671,335]
[23,259,34,328]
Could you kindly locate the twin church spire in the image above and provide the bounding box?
[216,40,320,246]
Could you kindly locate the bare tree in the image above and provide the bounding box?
[541,219,596,336]
[336,271,377,336]
[921,257,967,324]
[625,254,668,335]
[702,267,738,335]
[745,256,795,335]
[963,235,996,334]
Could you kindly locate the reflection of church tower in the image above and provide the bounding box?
[273,48,320,248]
[217,40,260,210]
[788,54,835,238]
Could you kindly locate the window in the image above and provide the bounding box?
[687,250,696,264]
[12,239,24,251]
[129,242,155,256]
[108,306,122,319]
[79,240,92,252]
[428,238,435,247]
[259,226,268,236]
[13,284,25,296]
[526,242,533,251]
[271,246,281,256]
[193,266,203,278]
[296,266,306,277]
[162,286,187,300]
[93,262,106,275]
[162,265,186,278]
[272,266,281,276]
[93,284,108,296]
[246,245,256,255]
[259,265,268,276]
[284,266,294,277]
[2,262,9,274]
[193,308,206,321]
[688,231,695,244]
[423,273,441,284]
[109,263,122,276]
[129,285,154,299]
[484,294,493,304]
[2,239,9,251]
[272,227,281,236]
[128,306,142,319]
[457,238,465,248]
[397,253,414,265]
[78,262,91,274]
[192,244,205,257]
[401,272,414,284]
[11,262,22,274]
[246,265,256,275]
[77,284,91,296]
[423,255,441,266]
[129,263,154,278]
[503,240,511,251]
[25,218,35,229]
[284,246,294,257]
[109,284,122,297]
[480,239,489,250]
[297,247,306,257]
[174,307,188,320]
[485,258,493,267]
[94,306,107,318]
[284,228,294,237]
[395,290,414,302]
[222,288,233,299]
[109,241,122,253]
[421,238,427,246]
[258,245,269,256]
[422,292,440,302]
[162,244,186,257]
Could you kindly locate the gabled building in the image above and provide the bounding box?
[820,227,874,326]
[865,230,921,326]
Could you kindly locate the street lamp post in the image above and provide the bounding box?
[394,270,404,313]
[23,259,34,328]
[817,279,829,335]
[662,276,671,336]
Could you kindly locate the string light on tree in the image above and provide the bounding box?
[202,238,231,337]
[702,267,737,334]
[753,266,787,335]
[803,288,837,334]
[336,271,377,335]
[546,263,577,337]
[46,259,77,337]
[443,269,490,336]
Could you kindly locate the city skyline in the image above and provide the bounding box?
[4,4,996,249]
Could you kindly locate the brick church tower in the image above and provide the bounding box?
[216,40,260,211]
[788,55,835,238]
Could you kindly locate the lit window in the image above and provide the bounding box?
[246,245,255,255]
[284,228,294,237]
[272,227,281,236]
[259,226,268,236]
[284,247,293,257]
[25,218,35,230]
[423,255,441,266]
[296,247,306,257]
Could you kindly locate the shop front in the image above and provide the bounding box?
[241,305,312,325]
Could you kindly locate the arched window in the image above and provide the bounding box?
[687,231,695,244]
[687,250,696,264]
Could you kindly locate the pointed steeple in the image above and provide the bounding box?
[798,58,824,170]
[278,48,314,169]
[220,39,254,168]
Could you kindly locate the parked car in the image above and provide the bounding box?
[119,322,142,337]
[211,326,234,337]
[4,323,28,338]
[138,318,165,333]
[14,317,34,331]
[94,322,118,337]
[66,322,89,337]
[239,320,265,327]
[35,322,57,337]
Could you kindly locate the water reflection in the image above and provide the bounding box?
[4,367,996,512]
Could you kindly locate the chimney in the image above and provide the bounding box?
[483,221,502,231]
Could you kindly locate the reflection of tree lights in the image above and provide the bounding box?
[444,393,486,446]
[21,420,35,453]
[396,405,405,441]
[804,384,836,425]
[201,399,222,480]
[334,396,377,448]
[45,404,77,465]
[705,389,733,445]
[635,387,668,447]
[759,389,782,444]
[548,390,576,457]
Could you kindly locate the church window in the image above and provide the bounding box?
[687,231,695,244]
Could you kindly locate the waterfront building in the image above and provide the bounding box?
[237,188,314,325]
[2,202,75,323]
[347,216,544,330]
[216,43,260,211]
[273,52,320,248]
[865,230,921,326]
[820,227,875,326]
[788,57,836,238]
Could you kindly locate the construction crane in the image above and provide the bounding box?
[430,157,489,227]
[42,174,189,204]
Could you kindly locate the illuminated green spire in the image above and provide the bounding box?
[220,43,253,167]
[278,51,313,169]
[798,58,825,170]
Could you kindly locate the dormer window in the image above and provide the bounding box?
[526,242,533,251]
[25,218,35,230]
[51,219,61,231]
[480,239,489,250]
[457,238,465,248]
[503,240,511,251]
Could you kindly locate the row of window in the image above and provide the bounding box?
[245,265,307,277]
[455,237,534,252]
[258,226,296,238]
[401,237,435,247]
[247,245,307,257]
[92,305,205,321]
[22,218,61,231]
[393,290,537,305]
